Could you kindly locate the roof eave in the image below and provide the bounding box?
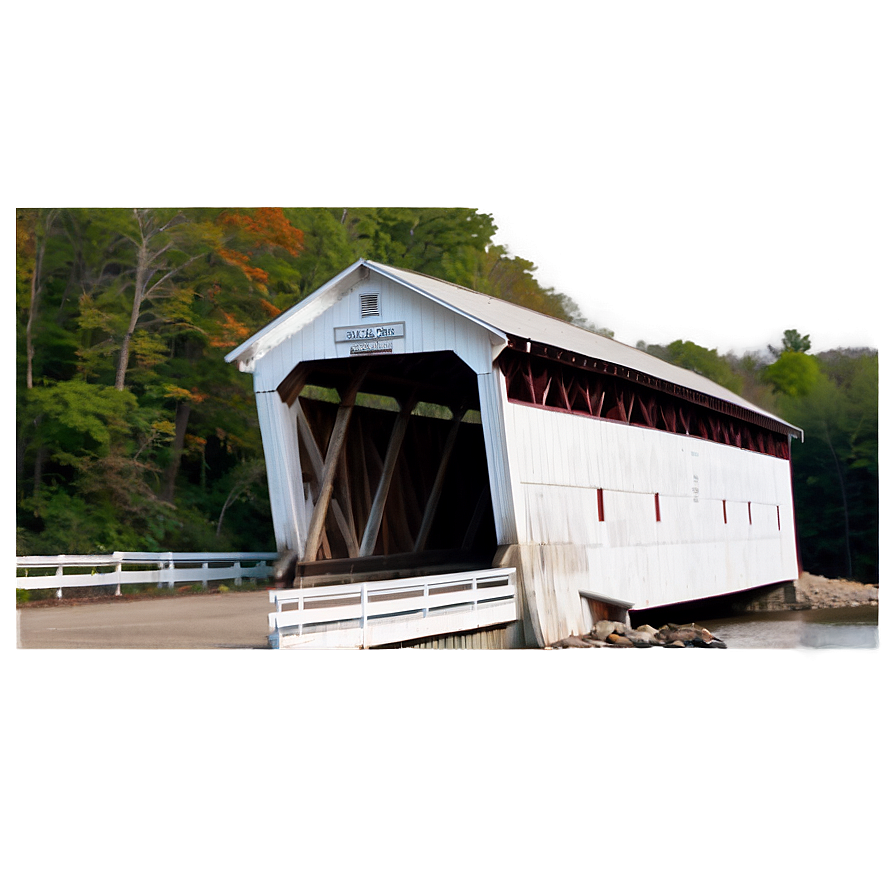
[363,260,508,344]
[224,258,369,368]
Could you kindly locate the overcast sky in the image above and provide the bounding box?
[18,5,888,360]
[468,5,890,358]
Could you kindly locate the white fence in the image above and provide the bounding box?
[16,552,279,597]
[268,567,518,649]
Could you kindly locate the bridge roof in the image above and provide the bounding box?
[226,259,801,438]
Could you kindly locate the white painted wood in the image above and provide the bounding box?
[268,568,517,649]
[501,400,800,641]
[275,600,517,649]
[255,389,306,553]
[251,272,497,393]
[16,553,277,593]
[477,368,520,545]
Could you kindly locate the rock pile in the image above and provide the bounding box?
[549,620,727,649]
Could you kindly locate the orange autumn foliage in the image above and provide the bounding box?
[217,208,304,256]
[209,311,252,348]
[218,247,269,284]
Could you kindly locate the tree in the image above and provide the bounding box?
[778,351,878,582]
[662,340,744,394]
[768,328,811,357]
[762,350,821,397]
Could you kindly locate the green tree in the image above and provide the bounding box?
[778,351,878,582]
[660,340,744,394]
[769,328,811,356]
[762,350,821,397]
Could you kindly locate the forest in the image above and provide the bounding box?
[15,208,878,584]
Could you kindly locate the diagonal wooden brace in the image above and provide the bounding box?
[359,391,419,557]
[302,365,369,562]
[414,405,466,552]
[295,401,360,556]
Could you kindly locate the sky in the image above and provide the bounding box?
[16,5,887,360]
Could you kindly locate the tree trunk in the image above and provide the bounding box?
[33,444,46,501]
[26,240,45,390]
[824,423,852,578]
[25,210,57,390]
[115,238,148,391]
[160,403,191,504]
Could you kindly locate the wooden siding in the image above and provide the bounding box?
[503,398,799,640]
[399,626,511,649]
[252,272,497,393]
[477,368,520,546]
[255,390,307,553]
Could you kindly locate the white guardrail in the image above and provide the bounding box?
[16,552,279,597]
[268,567,518,649]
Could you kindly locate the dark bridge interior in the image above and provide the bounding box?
[277,352,496,581]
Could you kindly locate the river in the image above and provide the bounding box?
[692,604,879,649]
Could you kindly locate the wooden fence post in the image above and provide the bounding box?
[361,582,369,649]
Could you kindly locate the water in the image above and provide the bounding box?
[693,605,879,649]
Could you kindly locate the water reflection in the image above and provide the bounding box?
[694,606,879,649]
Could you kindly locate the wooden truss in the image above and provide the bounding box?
[278,356,494,565]
[498,347,791,460]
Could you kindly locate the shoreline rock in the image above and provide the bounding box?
[549,621,727,649]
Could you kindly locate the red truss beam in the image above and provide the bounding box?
[502,338,800,439]
[498,345,791,460]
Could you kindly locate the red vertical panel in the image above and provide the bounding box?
[748,501,752,525]
[723,499,727,524]
[597,488,605,522]
[654,492,661,522]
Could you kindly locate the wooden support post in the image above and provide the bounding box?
[462,485,491,551]
[296,401,359,556]
[414,409,465,552]
[359,394,418,557]
[303,366,368,563]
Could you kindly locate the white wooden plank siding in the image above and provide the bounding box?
[504,398,799,620]
[477,367,521,545]
[255,390,307,553]
[252,272,496,393]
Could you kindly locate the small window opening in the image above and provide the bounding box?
[597,488,605,522]
[360,293,380,317]
[654,493,661,522]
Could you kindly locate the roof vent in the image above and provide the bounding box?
[359,293,380,318]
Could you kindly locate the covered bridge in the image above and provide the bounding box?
[226,259,802,647]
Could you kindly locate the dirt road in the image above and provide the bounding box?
[17,591,272,649]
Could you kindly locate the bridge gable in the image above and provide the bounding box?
[235,267,504,392]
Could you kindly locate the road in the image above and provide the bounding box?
[17,591,272,649]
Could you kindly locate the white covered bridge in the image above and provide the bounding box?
[226,259,802,648]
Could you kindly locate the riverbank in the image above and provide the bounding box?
[790,571,879,610]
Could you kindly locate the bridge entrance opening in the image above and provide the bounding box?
[277,351,495,580]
